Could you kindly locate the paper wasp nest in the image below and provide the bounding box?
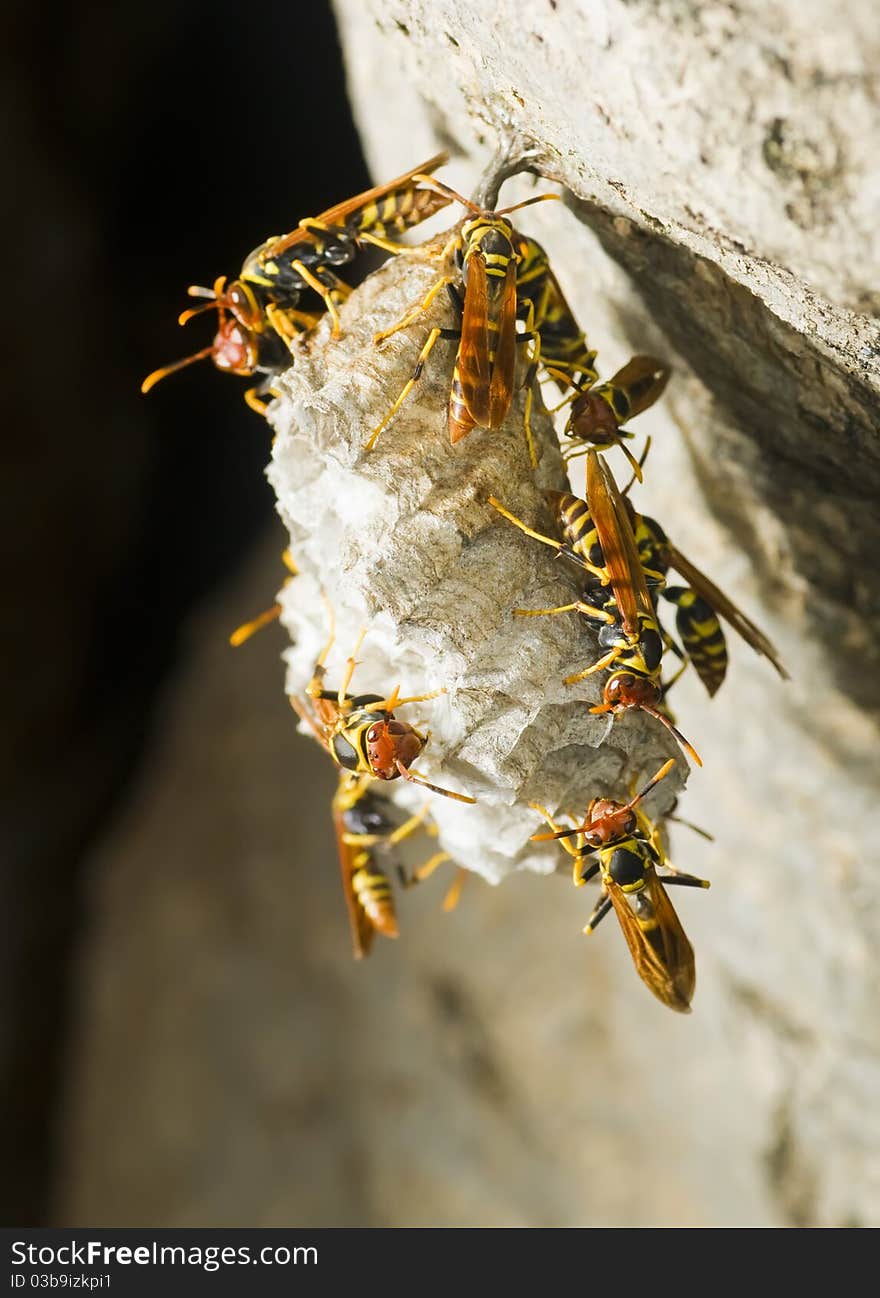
[267,248,685,883]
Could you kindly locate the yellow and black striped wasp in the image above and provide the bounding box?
[365,180,561,464]
[142,153,452,412]
[531,759,710,1013]
[562,354,670,471]
[332,772,468,959]
[490,450,703,765]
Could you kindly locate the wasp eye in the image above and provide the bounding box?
[386,721,406,736]
[366,724,383,742]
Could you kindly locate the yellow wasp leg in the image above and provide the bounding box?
[487,496,607,584]
[364,325,447,452]
[564,646,623,686]
[373,274,454,345]
[286,258,343,336]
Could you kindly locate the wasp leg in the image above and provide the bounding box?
[487,497,607,583]
[403,850,451,886]
[564,646,624,686]
[337,626,368,705]
[584,893,613,934]
[662,871,711,889]
[244,387,271,416]
[285,259,345,335]
[514,600,615,624]
[364,325,459,452]
[369,685,445,711]
[373,274,455,345]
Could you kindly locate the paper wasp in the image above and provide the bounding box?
[288,621,476,802]
[365,181,562,464]
[531,759,709,1013]
[489,450,702,765]
[562,355,670,472]
[142,153,452,412]
[512,235,668,479]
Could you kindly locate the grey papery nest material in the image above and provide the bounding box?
[266,245,685,884]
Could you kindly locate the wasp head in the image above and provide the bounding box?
[582,797,636,847]
[566,390,621,445]
[598,671,662,714]
[364,718,425,780]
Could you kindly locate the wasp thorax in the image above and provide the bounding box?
[365,719,424,780]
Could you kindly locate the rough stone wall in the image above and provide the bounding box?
[56,0,880,1227]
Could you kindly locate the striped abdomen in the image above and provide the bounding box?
[351,185,450,240]
[664,585,728,696]
[351,853,399,938]
[546,490,604,571]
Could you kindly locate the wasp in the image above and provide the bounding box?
[332,772,467,958]
[531,759,709,1013]
[365,180,561,464]
[563,355,670,472]
[489,450,702,765]
[142,154,452,412]
[512,234,669,480]
[288,621,476,803]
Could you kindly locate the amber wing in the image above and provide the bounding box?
[606,871,695,1013]
[667,544,789,680]
[263,151,451,260]
[331,801,376,960]
[586,450,655,640]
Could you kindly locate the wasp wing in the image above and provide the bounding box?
[456,249,493,424]
[331,780,376,960]
[605,355,671,420]
[667,544,789,680]
[486,258,518,429]
[586,450,655,641]
[264,152,451,259]
[606,871,695,1013]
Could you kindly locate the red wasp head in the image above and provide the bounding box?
[584,758,676,848]
[591,672,702,768]
[595,671,662,714]
[364,718,425,781]
[141,276,265,394]
[566,390,621,445]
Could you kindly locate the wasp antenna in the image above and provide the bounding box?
[141,345,216,393]
[668,813,715,842]
[495,193,562,217]
[641,706,702,768]
[186,284,219,299]
[408,175,479,213]
[395,760,476,804]
[229,603,282,647]
[178,300,221,327]
[627,758,676,811]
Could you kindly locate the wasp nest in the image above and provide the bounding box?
[267,244,686,884]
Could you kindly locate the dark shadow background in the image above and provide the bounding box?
[1,0,366,1225]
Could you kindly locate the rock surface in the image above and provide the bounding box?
[56,0,880,1228]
